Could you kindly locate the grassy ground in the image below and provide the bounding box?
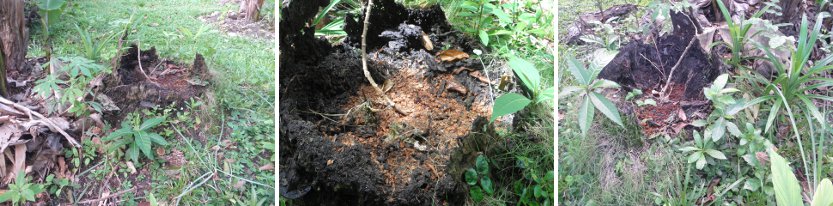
[26,0,275,204]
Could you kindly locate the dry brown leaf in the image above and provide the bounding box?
[327,159,334,166]
[437,49,469,62]
[677,108,687,121]
[259,163,274,171]
[58,157,67,179]
[421,31,433,51]
[0,123,24,153]
[126,161,137,174]
[12,144,26,180]
[446,80,468,95]
[468,71,492,84]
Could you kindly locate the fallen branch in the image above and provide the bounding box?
[360,0,409,116]
[0,96,80,147]
[78,188,136,204]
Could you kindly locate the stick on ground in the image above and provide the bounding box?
[360,0,409,116]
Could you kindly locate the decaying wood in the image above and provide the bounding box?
[242,0,266,22]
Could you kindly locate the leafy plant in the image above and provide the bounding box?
[579,17,621,51]
[36,0,67,39]
[679,130,727,170]
[490,56,554,122]
[0,173,45,205]
[745,13,833,187]
[691,74,745,142]
[558,55,623,136]
[313,0,348,38]
[34,56,107,115]
[465,154,494,202]
[74,24,119,62]
[714,0,771,66]
[769,149,833,206]
[515,156,554,206]
[103,114,169,163]
[44,174,73,198]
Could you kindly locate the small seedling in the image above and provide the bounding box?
[0,173,45,205]
[559,54,623,136]
[465,154,494,202]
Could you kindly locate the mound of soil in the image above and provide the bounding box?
[598,11,720,136]
[279,0,496,205]
[101,45,211,123]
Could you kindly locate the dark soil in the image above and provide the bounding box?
[279,0,497,205]
[101,44,211,123]
[598,11,720,136]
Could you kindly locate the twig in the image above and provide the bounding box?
[77,188,136,204]
[136,42,153,81]
[0,96,79,147]
[360,0,409,116]
[660,37,696,99]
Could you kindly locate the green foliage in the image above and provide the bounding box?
[579,17,621,51]
[455,0,551,52]
[313,0,354,40]
[73,24,119,62]
[34,56,107,116]
[43,174,74,198]
[103,113,170,163]
[694,74,745,142]
[36,0,67,39]
[466,154,494,202]
[515,156,554,206]
[559,55,623,135]
[0,173,45,205]
[679,130,726,170]
[490,56,553,122]
[714,0,771,66]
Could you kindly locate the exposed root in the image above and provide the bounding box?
[360,0,409,116]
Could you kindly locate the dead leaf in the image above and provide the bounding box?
[156,148,166,156]
[498,75,513,91]
[259,163,274,171]
[437,49,469,62]
[126,161,137,174]
[421,31,433,51]
[677,108,687,121]
[12,144,26,180]
[233,179,246,190]
[58,157,67,179]
[756,152,769,165]
[468,71,492,84]
[452,67,476,74]
[0,123,25,153]
[95,94,120,112]
[327,159,334,166]
[446,80,468,95]
[672,122,689,134]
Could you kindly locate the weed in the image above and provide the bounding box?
[491,56,554,122]
[0,173,45,205]
[103,113,169,164]
[678,130,727,170]
[559,54,623,136]
[465,154,494,203]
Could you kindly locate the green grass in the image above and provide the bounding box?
[26,0,275,204]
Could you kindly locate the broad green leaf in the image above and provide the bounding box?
[769,150,802,206]
[475,155,489,174]
[713,74,730,90]
[37,0,66,10]
[509,56,541,92]
[589,92,624,127]
[726,121,742,137]
[479,30,489,46]
[534,185,544,198]
[765,101,782,133]
[592,79,620,89]
[566,55,591,85]
[712,118,725,141]
[135,131,154,160]
[470,186,484,202]
[481,176,494,195]
[688,152,703,163]
[139,116,167,131]
[678,146,699,152]
[691,119,707,127]
[812,178,833,206]
[705,149,727,160]
[798,95,826,126]
[104,128,133,141]
[537,87,554,104]
[578,96,595,136]
[696,156,707,169]
[490,93,531,122]
[558,86,582,99]
[127,143,140,163]
[465,169,478,185]
[146,133,169,146]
